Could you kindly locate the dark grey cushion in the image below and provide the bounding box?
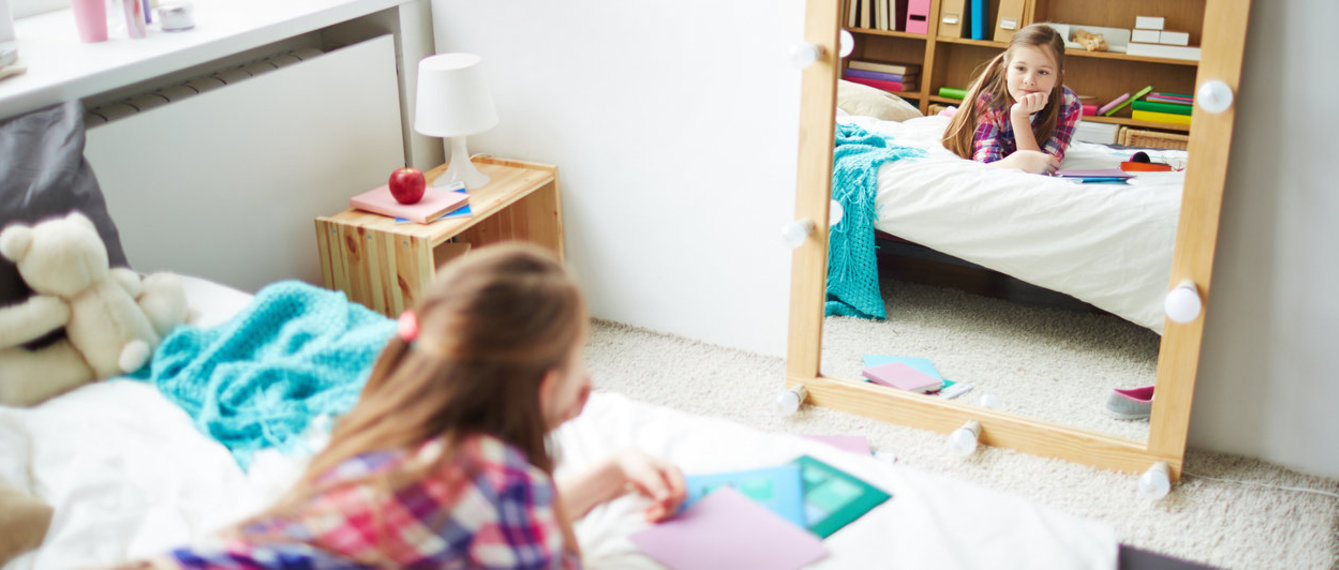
[0,102,129,346]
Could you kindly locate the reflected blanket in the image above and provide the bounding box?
[828,123,924,319]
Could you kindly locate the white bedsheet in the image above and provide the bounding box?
[1,276,1117,569]
[839,112,1187,332]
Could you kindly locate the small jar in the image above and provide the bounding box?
[157,0,194,32]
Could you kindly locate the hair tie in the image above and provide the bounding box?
[397,310,419,342]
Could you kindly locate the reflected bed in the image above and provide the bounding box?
[837,111,1187,333]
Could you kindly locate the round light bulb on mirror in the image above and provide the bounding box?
[788,43,824,69]
[948,420,982,457]
[780,218,816,249]
[774,385,809,416]
[977,393,1000,410]
[1164,279,1202,324]
[839,29,855,58]
[1196,80,1234,114]
[1138,461,1172,500]
[829,199,844,227]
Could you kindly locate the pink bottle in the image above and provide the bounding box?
[70,0,108,43]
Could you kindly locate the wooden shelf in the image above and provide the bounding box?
[891,90,927,99]
[924,97,1193,133]
[848,27,930,40]
[934,37,1007,48]
[1083,115,1191,132]
[1066,49,1200,67]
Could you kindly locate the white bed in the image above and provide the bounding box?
[0,276,1118,569]
[838,112,1187,333]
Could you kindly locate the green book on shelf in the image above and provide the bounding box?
[790,455,891,538]
[1131,100,1193,116]
[1103,85,1153,117]
[938,86,967,100]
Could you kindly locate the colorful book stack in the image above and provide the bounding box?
[1078,94,1098,116]
[937,86,967,100]
[1099,85,1153,117]
[844,60,920,92]
[1131,92,1193,126]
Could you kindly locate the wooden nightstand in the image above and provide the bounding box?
[315,157,563,316]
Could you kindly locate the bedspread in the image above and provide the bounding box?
[838,112,1186,332]
[133,281,395,469]
[0,276,1119,569]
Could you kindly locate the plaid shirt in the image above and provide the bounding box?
[167,434,578,569]
[970,86,1081,168]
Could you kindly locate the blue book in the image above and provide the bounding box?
[682,464,806,528]
[969,0,986,40]
[843,68,908,83]
[791,455,891,538]
[862,354,955,388]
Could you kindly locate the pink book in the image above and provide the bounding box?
[1081,104,1097,116]
[349,185,469,224]
[843,75,907,92]
[629,487,827,570]
[861,362,943,393]
[803,435,873,455]
[1097,93,1130,116]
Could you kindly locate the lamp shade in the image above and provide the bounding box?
[414,53,499,138]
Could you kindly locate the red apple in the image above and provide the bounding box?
[388,167,426,204]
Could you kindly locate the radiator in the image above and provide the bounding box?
[84,34,405,293]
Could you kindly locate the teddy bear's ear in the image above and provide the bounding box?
[66,211,96,232]
[0,225,34,263]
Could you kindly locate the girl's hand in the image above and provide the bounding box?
[615,450,686,522]
[994,150,1058,174]
[1011,91,1049,118]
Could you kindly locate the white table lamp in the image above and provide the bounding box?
[415,53,499,189]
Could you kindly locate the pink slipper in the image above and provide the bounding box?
[1106,385,1154,420]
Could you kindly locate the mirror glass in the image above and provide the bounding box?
[818,5,1211,443]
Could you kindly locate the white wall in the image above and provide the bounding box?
[431,0,1338,478]
[430,0,803,357]
[1190,0,1339,478]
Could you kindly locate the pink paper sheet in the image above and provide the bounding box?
[803,434,873,455]
[629,487,827,570]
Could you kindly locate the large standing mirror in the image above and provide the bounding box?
[786,0,1250,478]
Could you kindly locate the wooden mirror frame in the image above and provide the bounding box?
[786,0,1251,479]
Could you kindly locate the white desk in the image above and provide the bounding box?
[0,0,410,120]
[0,0,442,296]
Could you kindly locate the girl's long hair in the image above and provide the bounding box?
[942,24,1067,159]
[246,242,586,561]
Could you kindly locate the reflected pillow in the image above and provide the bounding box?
[837,79,923,122]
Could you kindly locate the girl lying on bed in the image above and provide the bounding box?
[120,244,686,569]
[941,24,1082,175]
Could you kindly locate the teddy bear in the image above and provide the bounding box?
[0,211,188,407]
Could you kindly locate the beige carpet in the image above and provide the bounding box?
[822,279,1157,442]
[585,319,1339,569]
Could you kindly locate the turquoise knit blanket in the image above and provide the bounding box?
[134,281,395,470]
[828,123,924,319]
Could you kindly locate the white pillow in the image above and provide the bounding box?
[837,79,924,122]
